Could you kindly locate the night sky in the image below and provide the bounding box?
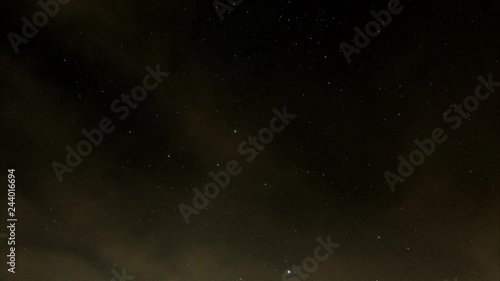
[0,0,499,281]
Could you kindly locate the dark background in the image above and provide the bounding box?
[0,0,499,280]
